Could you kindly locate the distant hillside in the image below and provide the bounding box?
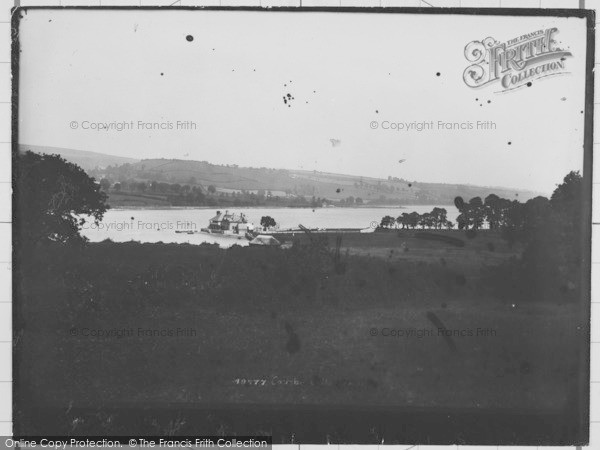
[19,145,541,206]
[91,157,541,205]
[18,144,139,171]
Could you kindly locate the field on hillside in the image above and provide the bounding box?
[103,192,172,207]
[92,157,541,205]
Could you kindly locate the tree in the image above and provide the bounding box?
[99,178,111,191]
[484,194,502,229]
[16,151,108,245]
[468,197,485,229]
[260,216,276,230]
[407,212,420,229]
[514,172,582,302]
[502,199,525,243]
[455,196,468,230]
[455,196,484,230]
[431,207,448,229]
[419,212,434,229]
[523,196,552,235]
[550,170,582,234]
[456,213,468,230]
[207,185,216,194]
[397,213,409,229]
[380,215,395,228]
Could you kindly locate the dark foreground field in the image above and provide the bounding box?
[14,230,587,443]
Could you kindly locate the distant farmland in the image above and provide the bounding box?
[93,158,541,205]
[19,145,541,206]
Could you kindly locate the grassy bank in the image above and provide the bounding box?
[273,229,522,271]
[14,233,584,437]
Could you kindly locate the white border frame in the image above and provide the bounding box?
[2,2,596,449]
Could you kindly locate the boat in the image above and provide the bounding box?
[199,210,256,240]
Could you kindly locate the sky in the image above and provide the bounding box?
[17,8,589,195]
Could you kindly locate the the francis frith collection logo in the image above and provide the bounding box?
[463,28,572,91]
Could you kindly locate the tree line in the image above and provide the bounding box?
[380,207,452,230]
[378,188,579,236]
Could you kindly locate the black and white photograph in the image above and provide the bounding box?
[11,5,594,445]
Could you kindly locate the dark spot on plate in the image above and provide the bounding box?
[436,72,441,76]
[526,82,532,87]
[508,141,512,145]
[454,196,464,209]
[426,311,458,352]
[487,100,491,104]
[186,35,194,42]
[336,188,341,193]
[408,183,412,188]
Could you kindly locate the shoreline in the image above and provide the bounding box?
[104,204,455,211]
